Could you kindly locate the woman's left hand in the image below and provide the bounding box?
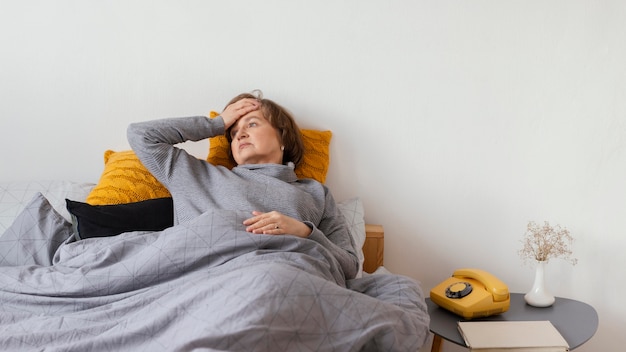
[243,211,312,238]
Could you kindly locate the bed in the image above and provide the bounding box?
[0,137,430,351]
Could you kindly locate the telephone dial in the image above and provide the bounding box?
[430,268,510,319]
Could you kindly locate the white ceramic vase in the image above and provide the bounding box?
[524,260,555,307]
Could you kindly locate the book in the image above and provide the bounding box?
[457,320,569,351]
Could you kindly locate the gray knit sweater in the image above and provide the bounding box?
[127,115,358,280]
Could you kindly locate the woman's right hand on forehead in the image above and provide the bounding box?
[220,98,260,129]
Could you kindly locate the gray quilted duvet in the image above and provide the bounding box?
[0,193,430,351]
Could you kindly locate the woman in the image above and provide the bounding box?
[127,91,359,280]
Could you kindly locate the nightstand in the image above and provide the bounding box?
[426,293,598,351]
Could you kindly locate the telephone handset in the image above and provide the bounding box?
[430,268,510,319]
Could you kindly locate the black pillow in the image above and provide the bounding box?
[66,198,174,239]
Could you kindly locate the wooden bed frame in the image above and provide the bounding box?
[363,224,384,274]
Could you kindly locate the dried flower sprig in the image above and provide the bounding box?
[519,221,578,265]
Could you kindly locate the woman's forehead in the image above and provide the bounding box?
[236,112,267,125]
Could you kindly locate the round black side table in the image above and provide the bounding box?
[426,293,598,352]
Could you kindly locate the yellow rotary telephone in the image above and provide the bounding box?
[430,268,510,319]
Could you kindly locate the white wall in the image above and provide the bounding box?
[1,1,624,351]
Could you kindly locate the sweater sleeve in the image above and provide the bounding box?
[127,116,225,184]
[306,189,360,280]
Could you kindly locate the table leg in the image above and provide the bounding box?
[431,334,443,352]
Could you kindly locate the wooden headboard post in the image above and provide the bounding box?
[362,224,384,274]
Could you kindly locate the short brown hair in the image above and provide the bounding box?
[225,92,304,166]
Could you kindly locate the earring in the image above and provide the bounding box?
[280,146,285,151]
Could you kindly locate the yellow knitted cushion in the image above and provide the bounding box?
[206,111,332,183]
[86,150,171,205]
[296,130,332,183]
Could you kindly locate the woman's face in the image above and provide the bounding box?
[229,110,283,165]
